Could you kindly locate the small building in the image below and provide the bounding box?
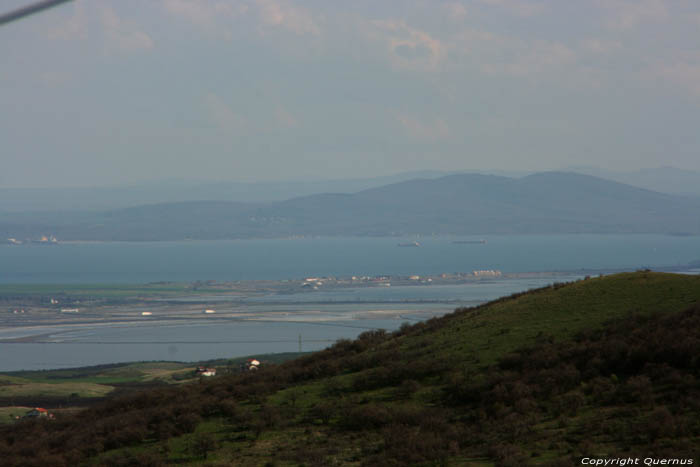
[23,408,50,419]
[472,269,502,277]
[245,359,261,371]
[195,366,216,377]
[303,278,324,287]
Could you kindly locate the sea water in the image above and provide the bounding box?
[1,234,698,284]
[1,234,699,370]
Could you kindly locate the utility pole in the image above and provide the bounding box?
[298,334,302,353]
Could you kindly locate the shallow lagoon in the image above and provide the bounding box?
[0,275,580,371]
[1,234,699,370]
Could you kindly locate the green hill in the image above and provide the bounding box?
[1,272,699,466]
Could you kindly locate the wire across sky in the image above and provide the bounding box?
[0,0,73,27]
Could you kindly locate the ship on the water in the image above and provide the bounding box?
[397,241,421,247]
[30,235,59,245]
[5,236,59,246]
[452,239,487,244]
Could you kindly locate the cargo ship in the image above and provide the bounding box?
[397,241,421,247]
[30,235,59,245]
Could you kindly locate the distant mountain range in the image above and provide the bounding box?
[2,166,699,213]
[2,172,699,241]
[568,166,700,198]
[0,171,451,212]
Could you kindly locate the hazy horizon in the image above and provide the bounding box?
[1,166,699,191]
[2,0,700,189]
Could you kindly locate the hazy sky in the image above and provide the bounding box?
[1,0,699,187]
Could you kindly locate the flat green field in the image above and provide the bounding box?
[0,382,113,398]
[0,406,31,424]
[8,361,193,384]
[0,362,193,402]
[5,362,191,388]
[0,354,305,402]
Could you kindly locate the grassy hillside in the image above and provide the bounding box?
[1,272,699,466]
[0,355,306,415]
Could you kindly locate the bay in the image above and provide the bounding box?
[1,234,699,370]
[1,234,699,284]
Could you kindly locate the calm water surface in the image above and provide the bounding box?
[1,234,699,284]
[0,275,582,371]
[1,234,699,370]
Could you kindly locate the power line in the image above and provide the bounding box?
[0,0,73,27]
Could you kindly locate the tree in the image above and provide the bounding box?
[190,433,217,459]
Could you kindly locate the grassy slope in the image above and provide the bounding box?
[402,272,700,370]
[248,272,700,464]
[2,272,699,466]
[91,272,700,464]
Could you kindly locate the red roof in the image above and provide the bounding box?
[35,408,47,412]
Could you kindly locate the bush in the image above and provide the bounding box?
[339,404,390,431]
[190,433,218,459]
